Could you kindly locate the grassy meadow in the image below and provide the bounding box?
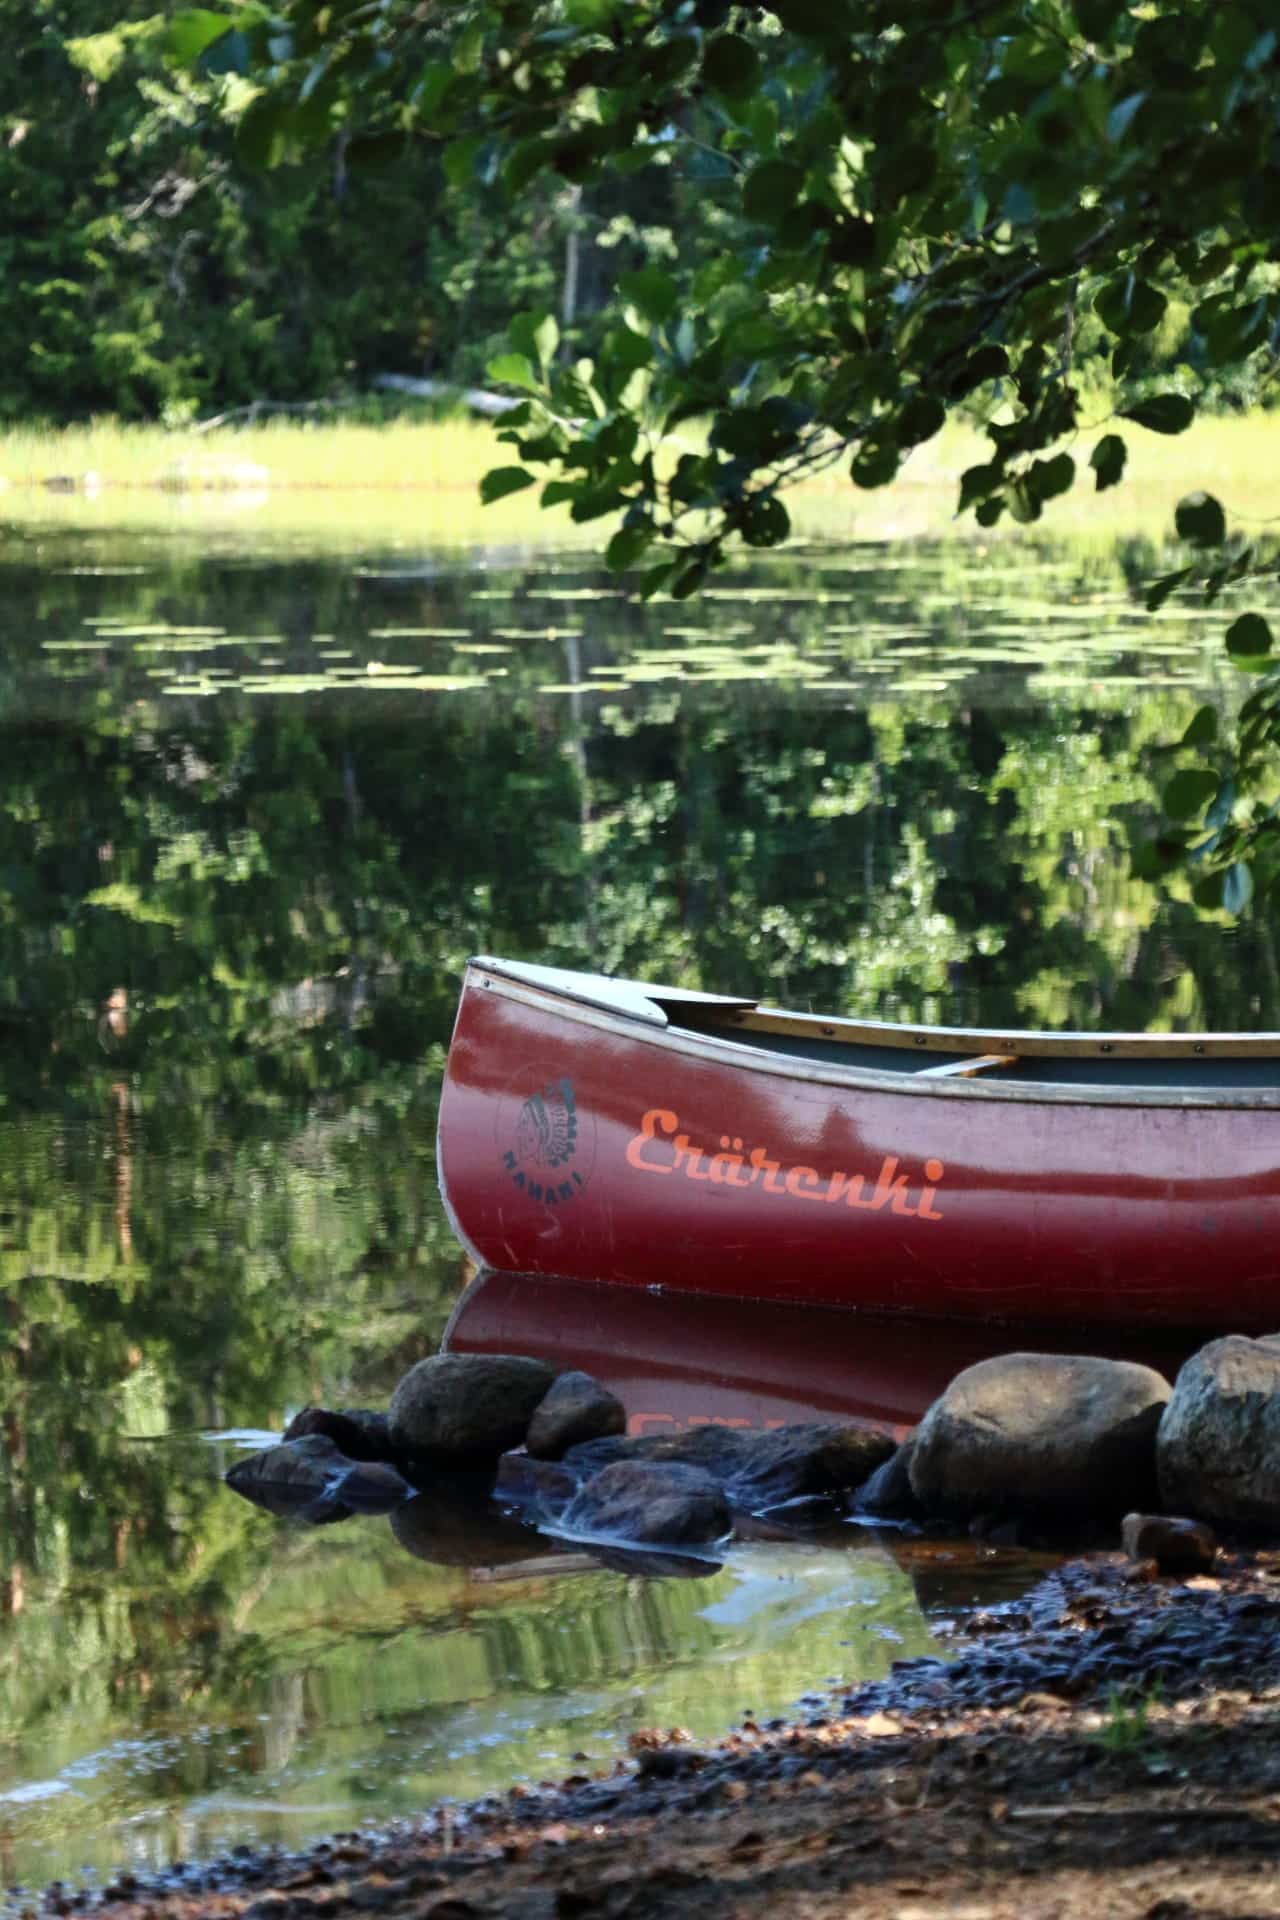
[3,408,1280,555]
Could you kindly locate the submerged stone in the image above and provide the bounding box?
[560,1459,731,1550]
[561,1420,893,1513]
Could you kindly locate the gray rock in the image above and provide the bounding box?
[853,1439,925,1521]
[388,1352,555,1464]
[909,1352,1171,1518]
[282,1406,396,1463]
[561,1420,893,1512]
[1157,1335,1280,1530]
[226,1434,413,1522]
[1121,1511,1217,1574]
[727,1423,895,1510]
[526,1370,627,1460]
[560,1459,731,1550]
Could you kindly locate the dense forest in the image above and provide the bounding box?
[8,0,1273,426]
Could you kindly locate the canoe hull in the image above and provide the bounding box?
[437,966,1280,1329]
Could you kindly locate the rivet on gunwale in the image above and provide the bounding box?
[1194,1043,1205,1054]
[915,1036,927,1046]
[1100,1042,1113,1053]
[821,1025,835,1036]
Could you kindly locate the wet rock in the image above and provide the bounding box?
[494,1450,579,1522]
[388,1353,555,1465]
[909,1352,1171,1519]
[852,1439,924,1521]
[526,1370,627,1460]
[282,1406,396,1464]
[226,1435,413,1523]
[391,1480,551,1568]
[725,1423,894,1510]
[559,1459,731,1550]
[1157,1335,1280,1531]
[1121,1511,1217,1575]
[562,1420,893,1513]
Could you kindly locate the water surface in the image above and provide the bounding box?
[1,512,1274,1891]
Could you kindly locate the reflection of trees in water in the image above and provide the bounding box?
[0,534,1270,1872]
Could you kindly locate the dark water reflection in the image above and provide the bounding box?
[0,519,1274,1890]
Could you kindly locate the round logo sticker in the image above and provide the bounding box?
[496,1071,596,1208]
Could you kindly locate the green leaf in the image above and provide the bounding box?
[166,9,236,64]
[1145,566,1193,612]
[619,267,678,326]
[702,33,760,97]
[453,22,484,73]
[1223,862,1254,915]
[1226,613,1273,658]
[1095,276,1167,337]
[1163,767,1220,820]
[1089,434,1127,492]
[1180,705,1218,748]
[1107,93,1145,143]
[480,466,537,504]
[974,495,1005,528]
[958,461,1003,509]
[948,345,1009,399]
[486,353,540,392]
[1120,394,1194,435]
[510,311,559,376]
[1174,491,1226,548]
[742,160,805,224]
[605,525,655,572]
[1034,452,1075,502]
[1205,778,1236,831]
[739,494,790,547]
[897,394,946,448]
[851,440,900,489]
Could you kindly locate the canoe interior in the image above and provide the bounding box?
[671,1016,1280,1090]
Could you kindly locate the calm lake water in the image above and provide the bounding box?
[1,510,1275,1892]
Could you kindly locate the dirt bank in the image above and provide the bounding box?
[35,1551,1280,1920]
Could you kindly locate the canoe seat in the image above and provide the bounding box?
[917,1053,1020,1078]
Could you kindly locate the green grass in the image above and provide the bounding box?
[3,409,1280,555]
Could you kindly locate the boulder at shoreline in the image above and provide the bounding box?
[1157,1334,1280,1529]
[389,1352,556,1465]
[909,1351,1171,1518]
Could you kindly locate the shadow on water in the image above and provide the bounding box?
[1,523,1275,1893]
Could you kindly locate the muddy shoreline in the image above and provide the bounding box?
[27,1547,1280,1920]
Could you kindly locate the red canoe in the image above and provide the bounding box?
[437,958,1280,1330]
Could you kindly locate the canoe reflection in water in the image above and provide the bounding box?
[443,1269,1200,1442]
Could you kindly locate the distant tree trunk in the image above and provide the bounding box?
[561,186,582,335]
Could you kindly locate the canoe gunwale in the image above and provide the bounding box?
[469,963,1280,1112]
[471,955,1280,1062]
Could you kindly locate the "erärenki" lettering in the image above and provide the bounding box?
[624,1107,944,1219]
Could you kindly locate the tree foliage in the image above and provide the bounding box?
[161,0,1280,900]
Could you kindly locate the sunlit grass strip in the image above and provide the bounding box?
[1,410,1278,554]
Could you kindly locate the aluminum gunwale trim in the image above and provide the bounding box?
[470,967,1280,1112]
